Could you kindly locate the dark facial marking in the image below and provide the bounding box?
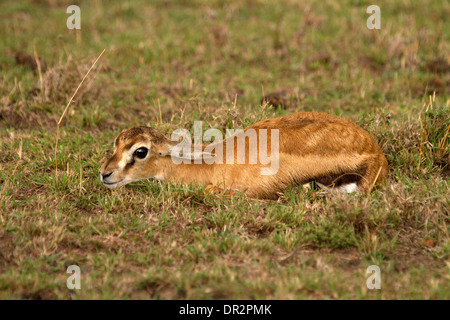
[123,158,135,173]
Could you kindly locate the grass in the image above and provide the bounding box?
[0,0,449,299]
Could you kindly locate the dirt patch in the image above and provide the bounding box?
[275,242,444,273]
[0,106,56,129]
[158,84,189,99]
[0,231,15,273]
[261,89,299,110]
[21,289,54,300]
[15,52,47,74]
[133,278,176,299]
[434,153,450,178]
[390,244,446,272]
[409,77,449,97]
[275,246,363,271]
[28,88,42,97]
[359,55,386,73]
[425,58,450,74]
[305,51,339,71]
[424,77,449,95]
[15,184,46,202]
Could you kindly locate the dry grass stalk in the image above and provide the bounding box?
[439,124,450,157]
[417,93,436,170]
[33,46,44,97]
[54,49,106,176]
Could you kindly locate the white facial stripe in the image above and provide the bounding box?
[117,153,130,170]
[114,137,120,151]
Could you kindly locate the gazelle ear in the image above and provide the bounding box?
[185,149,214,161]
[114,129,128,148]
[168,144,213,161]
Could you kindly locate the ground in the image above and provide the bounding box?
[0,0,449,299]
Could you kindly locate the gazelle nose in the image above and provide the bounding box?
[101,172,113,180]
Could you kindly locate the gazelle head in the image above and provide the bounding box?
[99,126,178,188]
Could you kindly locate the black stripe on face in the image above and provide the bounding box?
[123,158,135,172]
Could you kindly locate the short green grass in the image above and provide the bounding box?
[0,0,449,299]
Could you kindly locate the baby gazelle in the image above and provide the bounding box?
[100,112,388,199]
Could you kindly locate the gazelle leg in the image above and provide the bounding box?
[205,184,222,195]
[205,184,241,197]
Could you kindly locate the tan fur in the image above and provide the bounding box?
[100,112,389,199]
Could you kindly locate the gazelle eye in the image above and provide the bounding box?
[134,147,148,159]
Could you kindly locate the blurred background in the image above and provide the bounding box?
[1,0,448,130]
